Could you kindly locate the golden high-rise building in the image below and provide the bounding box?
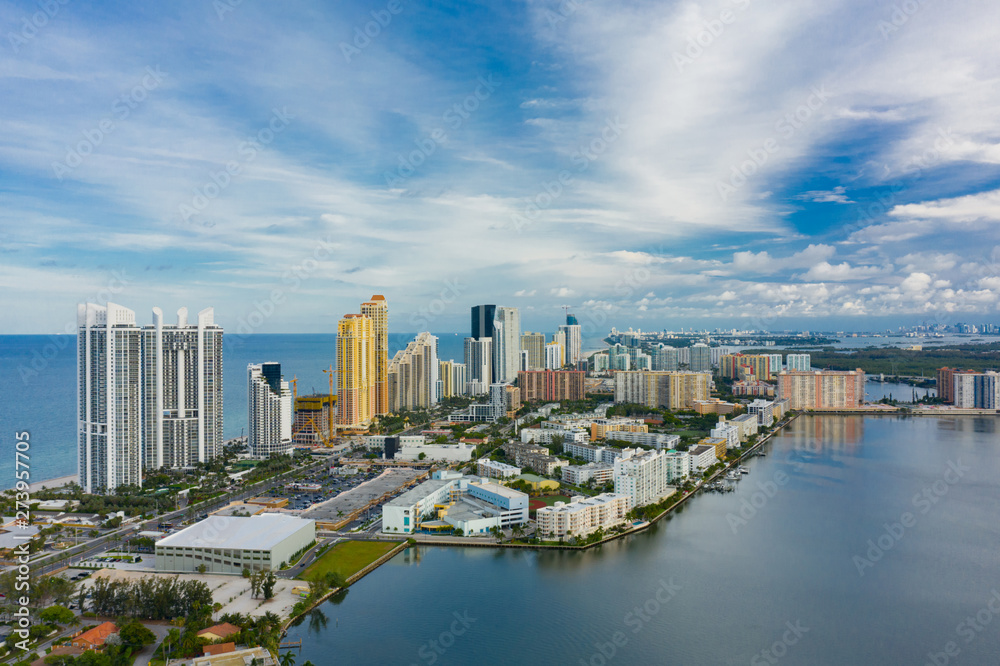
[361,295,389,416]
[337,313,375,427]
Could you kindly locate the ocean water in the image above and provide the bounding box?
[0,332,968,489]
[0,333,468,488]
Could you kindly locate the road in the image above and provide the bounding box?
[132,623,173,666]
[28,457,335,576]
[278,537,342,579]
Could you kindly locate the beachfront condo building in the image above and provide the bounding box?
[360,295,389,416]
[141,306,224,470]
[78,302,143,493]
[388,332,439,411]
[77,302,224,493]
[247,362,292,459]
[337,312,375,427]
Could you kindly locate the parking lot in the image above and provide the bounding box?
[260,464,387,512]
[303,468,425,524]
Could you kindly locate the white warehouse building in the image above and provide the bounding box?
[396,442,475,462]
[155,513,315,574]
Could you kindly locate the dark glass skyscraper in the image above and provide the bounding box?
[471,304,497,339]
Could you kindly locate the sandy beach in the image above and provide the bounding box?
[28,474,78,492]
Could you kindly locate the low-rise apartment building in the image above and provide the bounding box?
[477,459,522,479]
[601,431,680,450]
[536,493,631,540]
[687,444,717,471]
[562,462,615,485]
[590,418,648,441]
[730,413,759,438]
[563,441,623,465]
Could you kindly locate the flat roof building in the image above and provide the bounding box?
[382,472,529,536]
[776,369,865,410]
[536,493,630,541]
[155,513,315,574]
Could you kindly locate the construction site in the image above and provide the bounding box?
[290,364,339,447]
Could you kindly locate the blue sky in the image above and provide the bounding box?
[2,0,1000,336]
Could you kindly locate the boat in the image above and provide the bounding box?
[738,466,750,474]
[725,472,740,481]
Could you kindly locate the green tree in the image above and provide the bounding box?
[118,621,157,649]
[261,570,277,600]
[39,605,76,625]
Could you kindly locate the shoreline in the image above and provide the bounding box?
[399,412,804,553]
[276,419,805,635]
[27,474,77,493]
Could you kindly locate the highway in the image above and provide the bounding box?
[28,456,335,576]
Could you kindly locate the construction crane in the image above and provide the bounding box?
[290,375,298,401]
[323,364,336,445]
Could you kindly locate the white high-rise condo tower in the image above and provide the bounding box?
[248,363,293,459]
[142,307,224,470]
[77,303,142,493]
[491,306,521,383]
[559,323,582,367]
[78,303,225,493]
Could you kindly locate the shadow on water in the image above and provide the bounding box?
[289,588,350,631]
[306,607,328,635]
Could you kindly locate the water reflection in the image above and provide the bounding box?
[782,415,864,456]
[936,417,997,434]
[306,607,328,635]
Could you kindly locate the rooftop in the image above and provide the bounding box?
[156,514,312,550]
[385,478,455,507]
[471,481,526,500]
[74,622,118,647]
[197,623,242,640]
[538,493,628,515]
[193,646,276,666]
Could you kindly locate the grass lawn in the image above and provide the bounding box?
[673,429,709,438]
[299,540,401,582]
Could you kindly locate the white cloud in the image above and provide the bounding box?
[800,261,888,281]
[889,189,1000,224]
[794,186,853,204]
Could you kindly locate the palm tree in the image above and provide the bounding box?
[262,611,282,631]
[280,651,297,666]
